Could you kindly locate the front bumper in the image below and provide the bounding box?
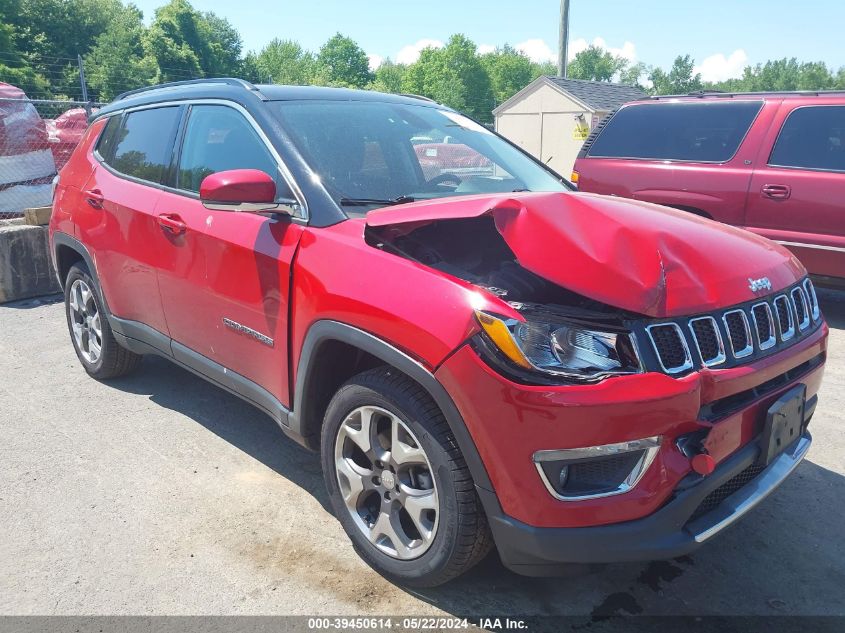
[483,429,811,575]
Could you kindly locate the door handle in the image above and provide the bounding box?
[761,184,791,199]
[158,213,187,236]
[83,188,104,208]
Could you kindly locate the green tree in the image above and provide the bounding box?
[479,44,534,106]
[314,33,373,88]
[649,54,702,94]
[85,4,157,100]
[371,59,406,93]
[252,39,315,85]
[402,34,494,122]
[619,61,647,88]
[0,21,50,96]
[143,0,241,83]
[567,45,627,82]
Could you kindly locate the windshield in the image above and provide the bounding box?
[271,100,569,216]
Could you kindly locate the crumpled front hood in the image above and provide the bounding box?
[366,191,806,318]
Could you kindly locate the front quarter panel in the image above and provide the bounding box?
[290,219,511,377]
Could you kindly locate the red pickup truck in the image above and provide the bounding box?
[573,92,845,286]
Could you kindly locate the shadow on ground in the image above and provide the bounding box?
[99,346,845,620]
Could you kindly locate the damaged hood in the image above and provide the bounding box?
[366,191,806,318]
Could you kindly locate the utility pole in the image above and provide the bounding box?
[77,54,90,115]
[558,0,570,78]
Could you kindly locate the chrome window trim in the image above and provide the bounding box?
[791,287,811,330]
[532,437,662,502]
[645,323,693,373]
[751,302,777,351]
[803,279,821,321]
[774,294,795,341]
[99,98,309,222]
[722,309,754,359]
[687,316,726,367]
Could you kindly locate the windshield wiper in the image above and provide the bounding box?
[339,196,415,207]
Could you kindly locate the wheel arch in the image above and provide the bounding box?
[289,320,495,495]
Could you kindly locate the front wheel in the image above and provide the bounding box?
[321,367,492,587]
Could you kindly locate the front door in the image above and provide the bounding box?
[155,103,304,407]
[745,104,845,279]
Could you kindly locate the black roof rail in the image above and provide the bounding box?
[114,78,266,102]
[398,93,437,103]
[643,89,845,100]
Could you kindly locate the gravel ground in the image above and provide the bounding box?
[0,290,843,623]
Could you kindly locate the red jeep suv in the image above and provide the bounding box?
[573,91,845,285]
[50,79,828,586]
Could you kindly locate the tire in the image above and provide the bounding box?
[321,366,493,587]
[64,262,142,379]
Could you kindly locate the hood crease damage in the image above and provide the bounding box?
[366,192,805,318]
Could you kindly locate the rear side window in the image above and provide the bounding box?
[769,105,845,172]
[587,101,763,162]
[109,107,181,184]
[95,115,121,160]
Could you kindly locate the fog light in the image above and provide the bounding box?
[533,437,661,501]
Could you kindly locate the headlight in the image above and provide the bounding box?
[474,309,642,383]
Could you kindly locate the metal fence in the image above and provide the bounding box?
[0,98,103,219]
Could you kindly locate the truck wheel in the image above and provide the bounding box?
[321,366,493,587]
[64,262,142,379]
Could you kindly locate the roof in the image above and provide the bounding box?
[95,78,446,121]
[493,76,646,115]
[644,89,845,101]
[544,77,646,110]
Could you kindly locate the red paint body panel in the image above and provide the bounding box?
[436,324,826,528]
[290,219,512,379]
[368,191,805,317]
[575,95,845,280]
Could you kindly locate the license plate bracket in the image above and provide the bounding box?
[759,384,806,466]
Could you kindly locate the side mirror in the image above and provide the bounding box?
[199,169,298,215]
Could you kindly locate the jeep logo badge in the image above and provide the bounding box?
[748,277,772,293]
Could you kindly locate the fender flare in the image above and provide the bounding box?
[51,232,110,310]
[289,320,495,495]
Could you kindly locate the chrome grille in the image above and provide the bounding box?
[803,279,820,321]
[688,317,725,366]
[646,323,692,373]
[792,287,810,330]
[774,294,795,341]
[646,280,821,374]
[751,302,776,350]
[723,310,753,358]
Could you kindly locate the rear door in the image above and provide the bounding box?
[155,102,304,407]
[745,104,845,279]
[77,106,183,336]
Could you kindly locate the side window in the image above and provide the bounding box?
[109,107,181,183]
[587,101,763,162]
[769,106,845,172]
[177,105,280,194]
[95,115,122,160]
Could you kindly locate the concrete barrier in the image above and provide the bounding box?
[0,220,61,303]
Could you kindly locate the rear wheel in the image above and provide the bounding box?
[321,367,492,587]
[64,262,142,379]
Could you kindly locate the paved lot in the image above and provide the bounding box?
[1,290,843,621]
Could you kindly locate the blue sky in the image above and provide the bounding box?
[131,0,844,80]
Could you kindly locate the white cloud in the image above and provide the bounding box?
[515,39,556,64]
[396,39,444,65]
[569,37,637,63]
[368,53,384,71]
[514,36,638,67]
[694,49,748,82]
[477,44,496,55]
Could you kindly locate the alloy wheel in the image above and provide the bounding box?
[68,279,102,364]
[334,405,439,560]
